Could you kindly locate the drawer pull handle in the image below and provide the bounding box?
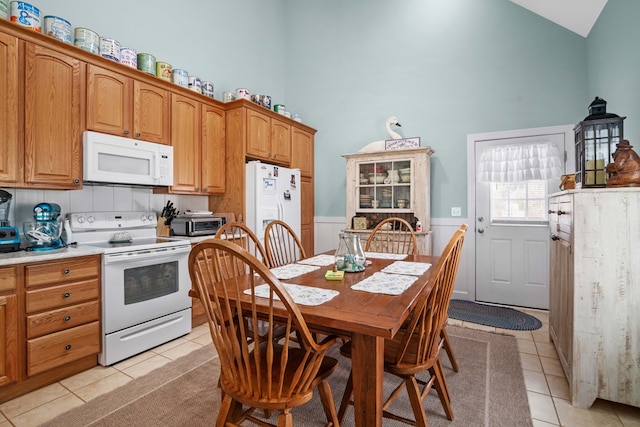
[63,292,71,298]
[548,209,556,214]
[557,210,566,216]
[65,344,72,351]
[63,269,70,275]
[64,316,71,322]
[551,234,560,241]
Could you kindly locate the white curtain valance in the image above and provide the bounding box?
[477,142,563,183]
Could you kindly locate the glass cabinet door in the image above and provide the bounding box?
[356,159,412,211]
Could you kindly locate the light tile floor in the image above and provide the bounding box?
[1,310,639,426]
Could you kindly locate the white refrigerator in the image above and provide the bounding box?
[245,161,301,246]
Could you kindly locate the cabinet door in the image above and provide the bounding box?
[0,294,18,387]
[171,94,201,193]
[201,104,225,194]
[134,80,170,144]
[246,109,271,160]
[300,176,314,256]
[271,118,291,164]
[0,33,19,185]
[24,43,83,188]
[86,64,132,137]
[291,127,313,178]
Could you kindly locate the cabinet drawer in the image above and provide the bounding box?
[26,279,99,313]
[27,300,100,339]
[27,321,100,376]
[0,265,17,292]
[25,256,99,287]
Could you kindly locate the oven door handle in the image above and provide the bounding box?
[103,245,192,264]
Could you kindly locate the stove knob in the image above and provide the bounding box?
[77,216,85,224]
[140,214,147,222]
[87,216,95,223]
[147,214,154,221]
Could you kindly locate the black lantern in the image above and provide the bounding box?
[574,97,625,188]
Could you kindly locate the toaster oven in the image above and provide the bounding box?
[171,216,225,237]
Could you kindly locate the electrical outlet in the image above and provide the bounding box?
[451,207,461,217]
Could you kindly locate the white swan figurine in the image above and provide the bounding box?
[358,116,403,153]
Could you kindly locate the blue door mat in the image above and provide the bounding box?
[448,299,542,331]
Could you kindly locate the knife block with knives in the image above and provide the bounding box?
[158,200,178,237]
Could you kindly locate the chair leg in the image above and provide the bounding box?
[216,394,234,427]
[337,372,353,424]
[318,379,340,427]
[405,376,429,427]
[277,409,293,427]
[432,359,454,420]
[441,327,459,372]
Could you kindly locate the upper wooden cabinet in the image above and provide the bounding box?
[161,94,225,195]
[291,127,314,178]
[24,42,84,189]
[246,109,291,165]
[0,32,19,185]
[87,64,171,144]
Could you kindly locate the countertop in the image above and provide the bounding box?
[0,234,230,266]
[0,245,105,266]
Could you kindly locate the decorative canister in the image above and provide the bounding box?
[262,95,272,110]
[201,81,214,98]
[119,46,137,68]
[172,69,188,87]
[99,37,121,62]
[43,15,72,43]
[250,94,264,105]
[10,2,40,31]
[292,114,302,123]
[235,88,250,99]
[74,27,100,54]
[137,53,156,75]
[0,0,8,19]
[273,104,286,114]
[222,91,235,102]
[284,111,291,119]
[156,61,172,81]
[188,75,202,93]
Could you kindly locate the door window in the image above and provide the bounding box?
[490,180,548,224]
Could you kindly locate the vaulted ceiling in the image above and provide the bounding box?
[508,0,608,37]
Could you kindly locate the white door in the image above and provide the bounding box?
[474,133,566,309]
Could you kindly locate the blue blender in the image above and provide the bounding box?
[0,190,20,253]
[23,202,64,251]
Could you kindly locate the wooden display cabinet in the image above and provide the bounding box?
[344,147,434,255]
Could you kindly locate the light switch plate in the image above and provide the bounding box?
[451,207,461,217]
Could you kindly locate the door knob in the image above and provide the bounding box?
[478,216,484,222]
[478,228,485,234]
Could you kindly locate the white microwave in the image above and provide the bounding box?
[83,131,174,186]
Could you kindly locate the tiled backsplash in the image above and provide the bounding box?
[3,185,209,233]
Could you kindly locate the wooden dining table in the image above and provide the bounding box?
[263,251,440,427]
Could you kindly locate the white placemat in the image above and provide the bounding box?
[245,283,339,306]
[296,254,336,267]
[351,272,418,295]
[364,252,408,260]
[381,261,432,276]
[269,263,320,280]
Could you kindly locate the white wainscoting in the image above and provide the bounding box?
[314,217,473,301]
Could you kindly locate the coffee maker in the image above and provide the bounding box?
[0,190,20,253]
[23,203,64,251]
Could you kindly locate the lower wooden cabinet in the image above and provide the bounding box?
[0,255,101,403]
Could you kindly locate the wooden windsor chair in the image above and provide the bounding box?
[264,219,307,268]
[188,240,341,427]
[365,217,418,255]
[338,225,467,426]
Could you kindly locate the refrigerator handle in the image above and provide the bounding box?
[277,201,284,220]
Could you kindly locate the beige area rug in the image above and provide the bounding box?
[44,326,532,426]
